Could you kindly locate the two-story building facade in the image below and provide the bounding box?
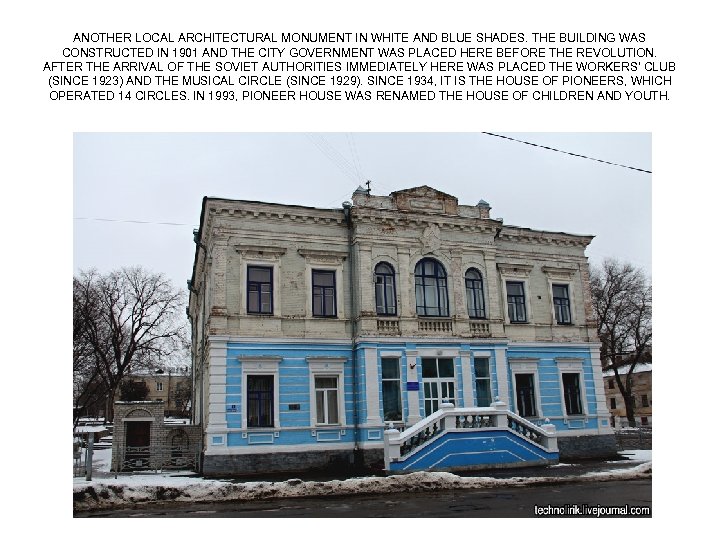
[188,186,615,477]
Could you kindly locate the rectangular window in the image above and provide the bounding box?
[610,397,617,409]
[381,358,402,422]
[514,373,536,417]
[562,373,583,416]
[608,379,615,389]
[156,382,163,392]
[506,281,527,323]
[641,416,648,426]
[312,270,337,317]
[641,394,649,407]
[247,375,274,428]
[552,284,572,324]
[474,358,491,407]
[247,266,273,314]
[315,376,339,424]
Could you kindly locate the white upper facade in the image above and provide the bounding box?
[189,185,598,344]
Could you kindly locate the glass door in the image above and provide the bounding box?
[421,358,455,416]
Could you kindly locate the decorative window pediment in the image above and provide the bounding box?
[234,244,286,260]
[541,265,576,281]
[297,248,347,265]
[497,262,534,277]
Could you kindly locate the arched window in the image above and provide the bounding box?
[414,258,449,317]
[465,268,486,319]
[375,262,397,316]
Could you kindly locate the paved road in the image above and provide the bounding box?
[77,479,651,518]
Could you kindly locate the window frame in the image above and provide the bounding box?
[420,357,456,416]
[561,372,584,416]
[374,262,397,316]
[246,265,274,315]
[465,268,486,320]
[473,356,492,407]
[236,245,285,318]
[506,281,527,323]
[381,357,403,422]
[314,376,340,425]
[552,283,572,325]
[414,258,450,317]
[307,357,347,427]
[514,373,538,418]
[508,358,543,418]
[312,269,337,318]
[156,381,163,392]
[238,356,281,430]
[246,374,275,428]
[555,358,589,420]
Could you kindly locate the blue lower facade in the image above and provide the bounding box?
[201,336,612,475]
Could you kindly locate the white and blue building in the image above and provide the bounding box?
[188,186,615,477]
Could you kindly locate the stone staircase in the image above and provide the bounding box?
[384,401,559,473]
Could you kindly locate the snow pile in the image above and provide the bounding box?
[73,461,651,511]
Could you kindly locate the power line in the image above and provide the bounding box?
[481,132,652,174]
[75,217,194,226]
[305,133,360,185]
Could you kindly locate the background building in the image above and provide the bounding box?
[604,363,652,427]
[123,367,192,418]
[188,186,615,476]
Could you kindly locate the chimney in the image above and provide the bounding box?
[476,199,491,219]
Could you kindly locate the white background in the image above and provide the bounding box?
[3,0,712,532]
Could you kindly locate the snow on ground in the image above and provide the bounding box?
[74,447,651,511]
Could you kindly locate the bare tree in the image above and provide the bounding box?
[73,267,188,424]
[590,259,652,427]
[174,378,192,417]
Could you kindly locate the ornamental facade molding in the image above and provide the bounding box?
[297,248,348,265]
[541,265,578,281]
[496,262,534,277]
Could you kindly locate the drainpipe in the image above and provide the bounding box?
[342,201,361,466]
[189,225,208,468]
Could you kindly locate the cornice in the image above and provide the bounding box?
[353,210,502,235]
[208,201,345,225]
[498,227,593,248]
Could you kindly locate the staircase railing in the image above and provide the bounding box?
[383,399,557,469]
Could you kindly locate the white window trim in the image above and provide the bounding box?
[555,357,589,419]
[508,358,543,418]
[541,266,578,326]
[238,356,282,430]
[240,258,282,317]
[547,280,576,326]
[298,249,347,319]
[497,263,533,324]
[307,357,347,427]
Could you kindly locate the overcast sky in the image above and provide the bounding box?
[73,132,651,290]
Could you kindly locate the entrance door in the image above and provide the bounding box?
[125,421,151,469]
[422,358,456,416]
